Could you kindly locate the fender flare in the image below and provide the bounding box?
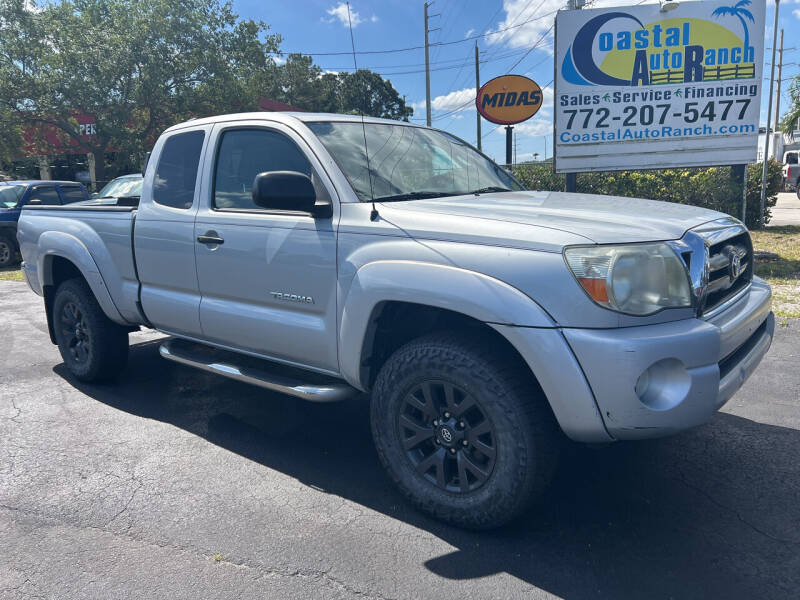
[37,231,126,325]
[338,260,555,390]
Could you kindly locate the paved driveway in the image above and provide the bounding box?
[1,280,798,599]
[770,192,800,227]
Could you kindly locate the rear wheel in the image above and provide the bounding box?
[52,278,129,382]
[371,331,561,529]
[0,234,17,268]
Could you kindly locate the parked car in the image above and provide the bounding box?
[781,150,800,197]
[0,180,89,267]
[17,113,773,529]
[92,173,143,203]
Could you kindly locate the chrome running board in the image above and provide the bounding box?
[159,338,358,402]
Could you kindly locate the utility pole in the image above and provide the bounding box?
[475,42,482,151]
[774,29,784,138]
[424,2,439,127]
[760,0,780,228]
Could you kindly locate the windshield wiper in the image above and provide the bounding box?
[470,186,512,195]
[373,191,456,202]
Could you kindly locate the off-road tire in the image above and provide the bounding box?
[52,278,129,382]
[0,233,17,268]
[371,331,561,529]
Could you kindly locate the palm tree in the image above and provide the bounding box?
[712,0,755,52]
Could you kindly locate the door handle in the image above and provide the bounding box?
[197,231,224,245]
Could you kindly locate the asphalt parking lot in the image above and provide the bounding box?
[1,280,799,600]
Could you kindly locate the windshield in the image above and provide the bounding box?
[0,185,25,208]
[98,176,143,198]
[307,121,522,202]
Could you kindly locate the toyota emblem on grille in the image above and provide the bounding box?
[730,252,743,280]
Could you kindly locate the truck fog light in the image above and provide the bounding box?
[635,370,651,398]
[635,358,691,411]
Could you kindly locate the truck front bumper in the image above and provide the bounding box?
[493,278,773,443]
[563,279,773,440]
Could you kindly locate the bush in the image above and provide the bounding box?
[512,160,782,229]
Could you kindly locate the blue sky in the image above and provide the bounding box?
[233,0,798,164]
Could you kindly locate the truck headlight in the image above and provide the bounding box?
[564,243,692,316]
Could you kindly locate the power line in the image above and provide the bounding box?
[268,9,561,57]
[506,23,555,72]
[324,46,535,76]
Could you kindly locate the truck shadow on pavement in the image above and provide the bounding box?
[56,339,799,599]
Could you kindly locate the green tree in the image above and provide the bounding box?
[779,75,800,137]
[273,57,413,120]
[335,70,412,121]
[0,107,24,175]
[0,0,281,183]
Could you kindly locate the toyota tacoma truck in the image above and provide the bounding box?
[17,112,774,529]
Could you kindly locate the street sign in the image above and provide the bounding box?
[476,75,543,125]
[554,0,765,173]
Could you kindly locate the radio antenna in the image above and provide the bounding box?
[346,2,378,221]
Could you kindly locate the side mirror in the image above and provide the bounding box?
[252,171,317,214]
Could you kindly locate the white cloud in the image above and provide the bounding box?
[412,87,477,114]
[23,0,41,12]
[513,118,552,137]
[324,3,376,27]
[272,55,286,65]
[485,0,645,51]
[793,9,800,19]
[465,28,476,38]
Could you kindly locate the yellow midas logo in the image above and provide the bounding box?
[476,75,543,125]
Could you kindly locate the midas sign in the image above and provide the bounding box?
[476,75,543,125]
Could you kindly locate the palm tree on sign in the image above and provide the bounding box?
[712,0,755,52]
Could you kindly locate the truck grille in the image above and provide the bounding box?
[682,219,753,315]
[703,231,752,313]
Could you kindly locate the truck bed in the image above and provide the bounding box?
[18,204,144,326]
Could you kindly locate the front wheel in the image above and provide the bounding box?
[370,332,561,529]
[52,278,129,382]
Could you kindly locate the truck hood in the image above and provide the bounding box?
[380,190,724,247]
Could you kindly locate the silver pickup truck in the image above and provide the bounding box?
[18,112,774,529]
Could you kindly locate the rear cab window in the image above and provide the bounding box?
[153,130,205,209]
[58,185,89,204]
[27,185,61,206]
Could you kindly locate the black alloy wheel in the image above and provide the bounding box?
[371,331,561,529]
[59,300,92,366]
[398,380,496,493]
[52,278,129,382]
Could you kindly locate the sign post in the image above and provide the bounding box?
[554,0,765,173]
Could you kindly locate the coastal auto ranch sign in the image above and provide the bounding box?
[554,0,765,173]
[476,75,543,125]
